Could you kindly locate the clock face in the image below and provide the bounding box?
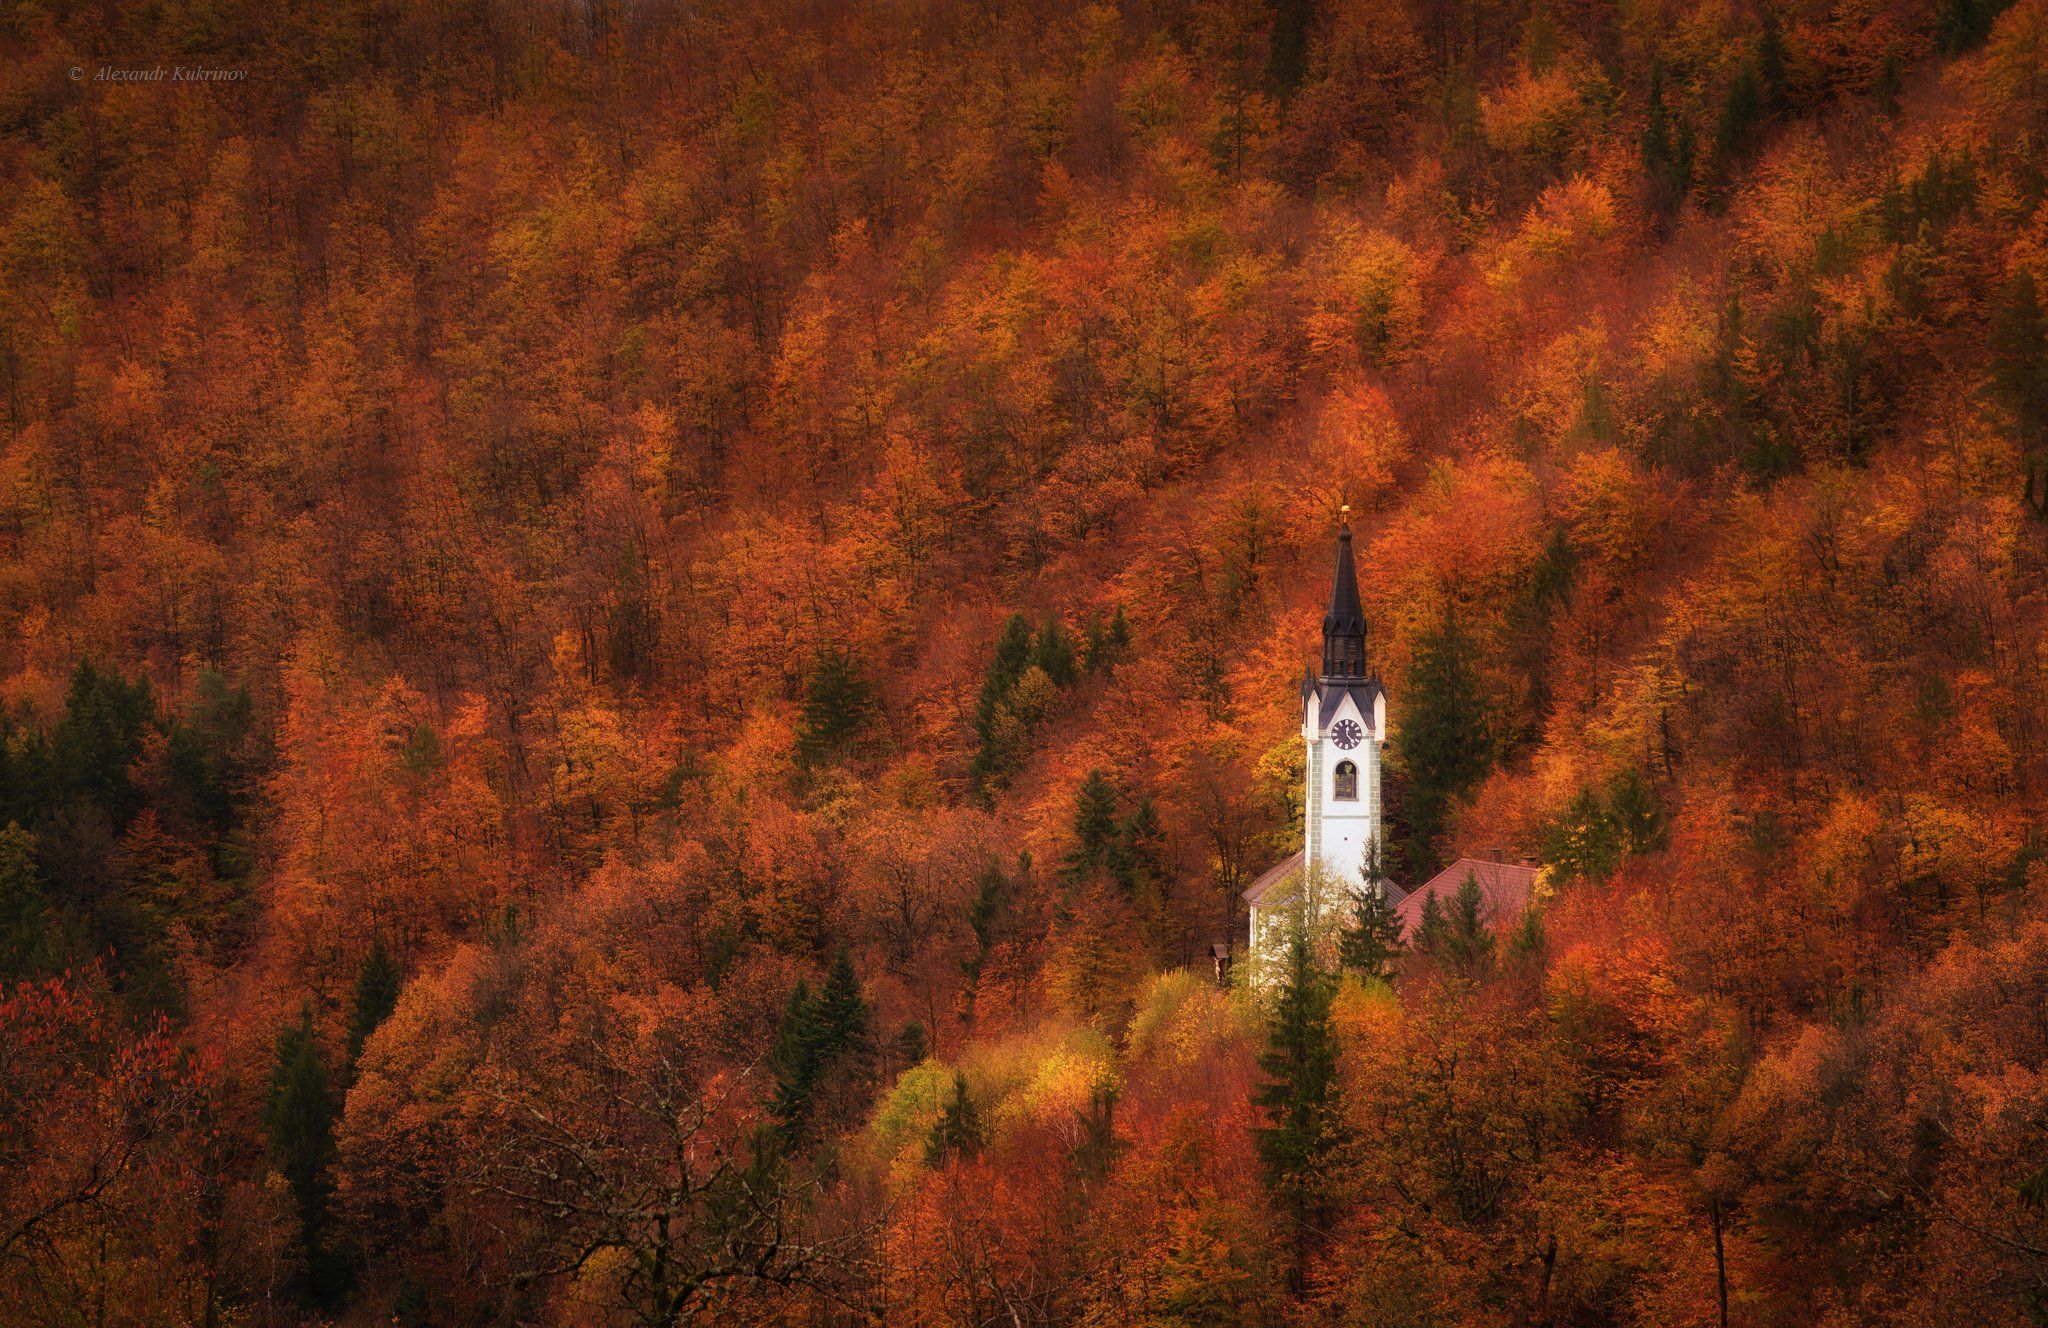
[1331,718,1363,750]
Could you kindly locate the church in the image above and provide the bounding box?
[1239,513,1537,972]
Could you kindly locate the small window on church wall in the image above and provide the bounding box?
[1333,760,1358,800]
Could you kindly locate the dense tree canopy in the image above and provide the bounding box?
[2,0,2047,1323]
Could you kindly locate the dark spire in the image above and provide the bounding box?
[1321,508,1368,679]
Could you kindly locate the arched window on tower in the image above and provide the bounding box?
[1333,760,1358,801]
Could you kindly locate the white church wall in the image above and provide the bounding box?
[1245,861,1347,988]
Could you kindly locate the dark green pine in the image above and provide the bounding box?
[1253,924,1347,1287]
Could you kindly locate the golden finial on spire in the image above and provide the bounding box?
[1339,502,1351,519]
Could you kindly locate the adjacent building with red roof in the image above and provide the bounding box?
[1392,857,1541,937]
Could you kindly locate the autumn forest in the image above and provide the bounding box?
[2,0,2047,1323]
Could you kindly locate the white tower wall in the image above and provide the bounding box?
[1303,689,1384,898]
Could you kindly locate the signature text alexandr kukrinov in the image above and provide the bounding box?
[72,65,247,83]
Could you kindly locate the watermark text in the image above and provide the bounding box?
[70,65,248,84]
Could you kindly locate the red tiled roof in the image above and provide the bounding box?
[1393,858,1538,936]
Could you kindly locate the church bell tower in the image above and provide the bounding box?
[1301,509,1386,895]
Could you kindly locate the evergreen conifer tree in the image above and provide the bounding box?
[1989,270,2048,515]
[975,615,1035,732]
[1546,786,1622,881]
[1065,771,1122,880]
[1642,63,1693,208]
[1673,115,1699,204]
[769,979,823,1129]
[1082,606,1132,674]
[0,823,49,981]
[1030,616,1079,687]
[346,935,401,1067]
[926,1071,984,1164]
[1254,920,1347,1289]
[963,862,1010,983]
[1116,796,1168,898]
[1607,768,1668,854]
[770,951,873,1139]
[1439,872,1497,978]
[893,1020,928,1068]
[1991,273,2048,436]
[1267,0,1313,94]
[52,661,156,829]
[1757,12,1787,113]
[1713,60,1764,180]
[1937,0,2000,52]
[813,947,872,1068]
[1397,611,1492,872]
[266,1007,341,1299]
[1415,890,1448,955]
[972,614,1046,793]
[1873,53,1903,117]
[161,668,253,840]
[796,650,875,766]
[1547,770,1666,881]
[1338,847,1404,983]
[1073,1082,1119,1181]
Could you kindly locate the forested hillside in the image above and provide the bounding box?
[2,0,2047,1323]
